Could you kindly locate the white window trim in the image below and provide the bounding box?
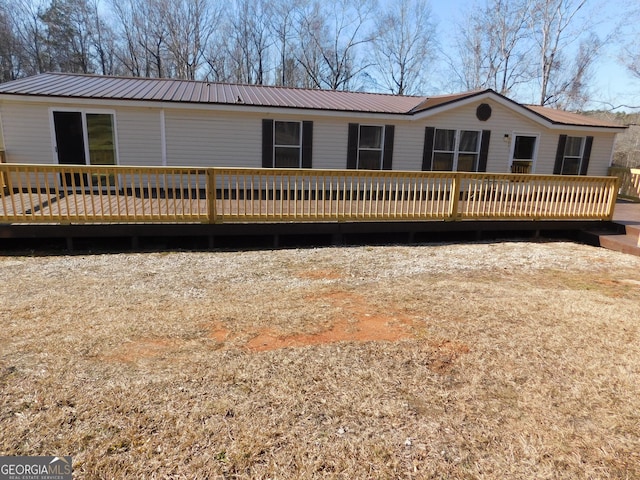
[357,124,385,169]
[432,128,482,171]
[49,107,120,167]
[273,120,302,168]
[509,132,540,173]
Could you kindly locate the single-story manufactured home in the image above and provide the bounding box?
[0,72,626,176]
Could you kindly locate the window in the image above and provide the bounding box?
[274,121,301,168]
[560,136,584,175]
[262,120,312,168]
[347,123,394,170]
[432,129,480,171]
[358,125,384,169]
[554,135,593,176]
[86,113,117,166]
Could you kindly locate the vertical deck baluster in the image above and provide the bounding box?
[44,169,54,220]
[0,168,9,220]
[24,169,37,220]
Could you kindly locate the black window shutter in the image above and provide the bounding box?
[382,125,395,170]
[262,119,274,168]
[422,127,435,171]
[347,123,359,169]
[553,134,568,174]
[302,121,313,168]
[478,130,491,172]
[580,136,593,175]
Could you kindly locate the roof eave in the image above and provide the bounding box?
[411,90,626,131]
[0,92,415,119]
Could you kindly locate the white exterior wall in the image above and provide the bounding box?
[414,99,616,175]
[165,109,261,167]
[116,107,162,166]
[0,96,619,175]
[312,118,350,170]
[0,100,165,167]
[0,102,54,164]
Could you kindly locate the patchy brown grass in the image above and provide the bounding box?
[1,241,639,479]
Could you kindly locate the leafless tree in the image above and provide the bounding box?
[164,0,221,80]
[371,0,436,95]
[450,0,531,95]
[10,0,51,74]
[111,0,169,78]
[294,0,376,90]
[531,0,603,108]
[0,3,23,80]
[85,0,118,75]
[220,0,272,84]
[268,0,304,87]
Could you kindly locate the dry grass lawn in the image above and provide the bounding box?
[1,240,639,479]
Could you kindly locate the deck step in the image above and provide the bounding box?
[623,223,640,238]
[598,233,640,256]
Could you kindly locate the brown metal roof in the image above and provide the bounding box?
[0,72,427,114]
[410,91,485,113]
[524,104,622,128]
[0,73,623,128]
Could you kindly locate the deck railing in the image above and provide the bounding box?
[608,166,640,202]
[632,168,640,199]
[0,163,619,224]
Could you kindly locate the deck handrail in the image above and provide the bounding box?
[608,166,640,202]
[0,163,619,224]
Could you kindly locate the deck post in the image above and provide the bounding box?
[208,168,218,224]
[606,176,619,221]
[448,173,461,221]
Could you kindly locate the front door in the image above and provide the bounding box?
[510,134,538,173]
[53,111,87,187]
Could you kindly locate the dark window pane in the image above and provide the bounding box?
[434,129,456,151]
[358,150,382,169]
[561,157,581,175]
[457,154,478,172]
[86,113,116,166]
[275,146,300,167]
[359,126,383,149]
[275,121,300,146]
[564,137,583,157]
[432,152,454,171]
[513,136,536,160]
[459,131,479,152]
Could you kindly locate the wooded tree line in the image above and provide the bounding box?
[0,0,637,111]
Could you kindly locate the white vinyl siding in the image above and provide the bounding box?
[0,102,54,164]
[312,121,349,169]
[115,108,162,166]
[165,110,261,167]
[0,97,619,176]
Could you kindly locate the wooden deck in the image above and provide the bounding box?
[0,164,619,223]
[0,163,628,250]
[594,200,640,256]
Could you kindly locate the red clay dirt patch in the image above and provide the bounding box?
[100,292,471,367]
[245,290,418,352]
